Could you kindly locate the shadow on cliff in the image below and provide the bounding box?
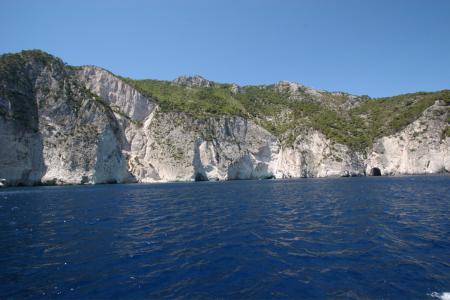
[192,138,209,181]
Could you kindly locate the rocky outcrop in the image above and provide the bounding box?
[0,51,448,186]
[173,75,212,88]
[275,80,365,110]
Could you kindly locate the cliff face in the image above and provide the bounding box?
[0,51,448,186]
[366,100,449,175]
[0,52,132,185]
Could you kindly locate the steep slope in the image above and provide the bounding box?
[0,51,133,185]
[0,50,448,186]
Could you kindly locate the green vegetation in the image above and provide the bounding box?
[354,91,448,134]
[123,77,450,151]
[0,50,58,73]
[121,78,247,117]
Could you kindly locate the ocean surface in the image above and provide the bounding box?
[0,176,449,299]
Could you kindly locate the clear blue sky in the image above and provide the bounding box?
[1,0,449,97]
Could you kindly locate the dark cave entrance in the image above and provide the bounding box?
[370,167,382,176]
[194,172,208,182]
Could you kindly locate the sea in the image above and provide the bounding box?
[0,176,449,299]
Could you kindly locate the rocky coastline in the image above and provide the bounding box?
[0,50,448,187]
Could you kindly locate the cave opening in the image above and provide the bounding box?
[370,167,382,176]
[194,172,208,182]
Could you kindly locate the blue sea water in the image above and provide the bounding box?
[0,176,449,299]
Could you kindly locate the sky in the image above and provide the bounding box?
[0,0,449,97]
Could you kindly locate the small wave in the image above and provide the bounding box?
[430,292,450,300]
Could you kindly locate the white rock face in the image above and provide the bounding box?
[1,59,448,186]
[275,130,365,178]
[126,112,280,182]
[77,66,156,121]
[365,101,449,175]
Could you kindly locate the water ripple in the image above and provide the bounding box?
[0,176,449,299]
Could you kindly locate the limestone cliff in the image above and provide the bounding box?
[0,51,132,185]
[0,50,448,186]
[366,100,449,175]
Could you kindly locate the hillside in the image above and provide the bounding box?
[123,77,450,152]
